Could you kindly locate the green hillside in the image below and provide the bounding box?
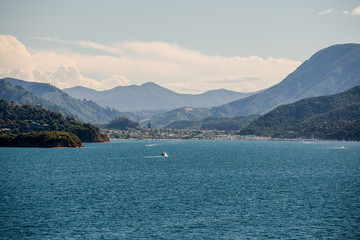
[164,115,259,131]
[148,107,213,128]
[105,117,140,130]
[0,98,108,142]
[239,86,360,141]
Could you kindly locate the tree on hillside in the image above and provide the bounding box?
[106,117,139,130]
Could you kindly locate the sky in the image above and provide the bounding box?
[0,0,359,93]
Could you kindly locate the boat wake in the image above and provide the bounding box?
[144,156,166,158]
[328,146,345,149]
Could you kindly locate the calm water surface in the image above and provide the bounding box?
[0,140,359,239]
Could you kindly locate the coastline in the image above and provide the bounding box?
[108,136,353,142]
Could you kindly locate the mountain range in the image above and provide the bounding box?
[212,43,360,117]
[148,43,360,127]
[1,43,359,131]
[1,78,134,123]
[63,82,254,112]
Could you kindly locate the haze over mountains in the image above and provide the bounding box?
[148,43,360,127]
[1,78,134,123]
[1,43,359,134]
[63,82,254,112]
[212,44,360,117]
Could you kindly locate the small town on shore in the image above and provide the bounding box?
[102,128,322,142]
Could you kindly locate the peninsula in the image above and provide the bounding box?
[0,131,82,148]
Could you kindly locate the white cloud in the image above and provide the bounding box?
[35,36,123,55]
[352,6,360,16]
[317,9,334,15]
[0,35,30,57]
[343,6,360,16]
[0,35,301,93]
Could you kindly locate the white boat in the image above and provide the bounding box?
[161,152,168,157]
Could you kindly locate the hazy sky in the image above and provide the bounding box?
[0,0,359,93]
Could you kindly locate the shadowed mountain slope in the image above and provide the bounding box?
[0,79,71,117]
[212,44,360,117]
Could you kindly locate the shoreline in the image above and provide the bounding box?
[108,137,355,142]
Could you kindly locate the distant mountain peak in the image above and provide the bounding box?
[64,82,253,112]
[67,85,93,90]
[211,43,360,117]
[141,82,160,87]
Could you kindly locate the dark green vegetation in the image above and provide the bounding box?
[105,117,140,130]
[2,78,135,123]
[0,99,108,142]
[239,86,360,141]
[212,44,360,117]
[148,107,213,128]
[164,115,259,131]
[64,82,253,112]
[0,131,82,148]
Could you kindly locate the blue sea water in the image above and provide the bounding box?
[0,140,359,239]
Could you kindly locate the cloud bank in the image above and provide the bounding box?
[0,35,301,93]
[343,6,360,16]
[351,6,360,15]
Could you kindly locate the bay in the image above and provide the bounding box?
[0,140,359,239]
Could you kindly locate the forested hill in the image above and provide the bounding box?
[0,98,108,142]
[0,131,83,148]
[164,115,259,131]
[239,85,360,141]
